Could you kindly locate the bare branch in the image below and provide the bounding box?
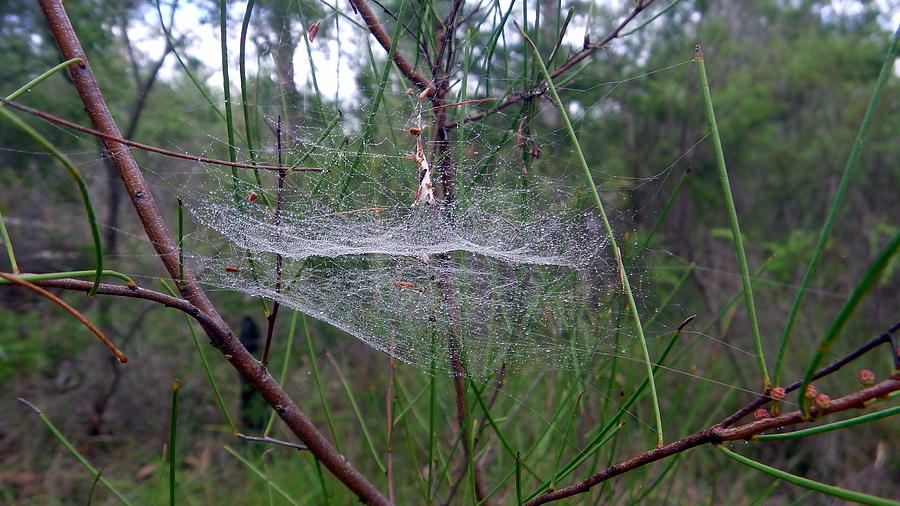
[446,0,657,128]
[0,99,322,173]
[525,375,900,505]
[0,273,127,363]
[348,0,431,90]
[35,2,388,503]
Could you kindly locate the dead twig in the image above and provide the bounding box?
[0,99,322,172]
[0,272,127,363]
[236,433,308,452]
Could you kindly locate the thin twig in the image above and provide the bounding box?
[524,375,900,505]
[0,272,127,363]
[445,0,657,128]
[262,115,286,367]
[0,99,322,172]
[236,433,308,451]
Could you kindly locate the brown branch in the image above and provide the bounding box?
[719,322,899,428]
[35,2,388,504]
[524,375,900,505]
[348,0,431,90]
[445,0,656,128]
[0,99,322,172]
[0,273,127,363]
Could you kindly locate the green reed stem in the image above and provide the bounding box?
[798,232,900,417]
[18,398,133,505]
[326,352,386,472]
[0,269,134,286]
[0,107,103,296]
[168,379,181,506]
[223,446,300,505]
[303,315,342,452]
[0,206,17,273]
[642,169,690,250]
[264,310,299,436]
[516,22,664,447]
[774,25,900,387]
[755,404,900,441]
[525,316,694,502]
[159,279,237,433]
[621,0,685,37]
[694,45,769,389]
[218,0,240,196]
[1,58,83,104]
[715,444,899,506]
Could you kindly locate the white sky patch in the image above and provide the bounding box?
[128,0,360,105]
[125,0,899,107]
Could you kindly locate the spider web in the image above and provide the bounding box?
[148,54,700,380]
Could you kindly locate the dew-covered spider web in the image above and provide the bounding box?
[141,56,702,380]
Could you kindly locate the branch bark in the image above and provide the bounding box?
[348,0,431,90]
[524,375,900,505]
[35,1,388,503]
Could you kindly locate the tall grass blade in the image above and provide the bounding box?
[798,232,900,416]
[694,45,769,389]
[715,444,899,506]
[168,379,181,506]
[0,108,103,295]
[515,21,664,447]
[18,398,133,505]
[774,25,900,387]
[159,280,237,433]
[223,446,300,505]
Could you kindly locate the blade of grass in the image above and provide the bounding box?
[0,205,17,273]
[223,446,300,505]
[516,21,664,447]
[159,279,237,433]
[18,398,133,505]
[620,0,685,37]
[694,45,769,389]
[263,310,300,435]
[525,316,695,502]
[641,169,690,250]
[715,444,899,506]
[545,7,574,66]
[774,25,900,387]
[515,452,523,505]
[325,352,386,472]
[302,314,342,452]
[755,404,900,441]
[1,57,83,103]
[798,232,900,417]
[0,269,135,286]
[0,107,103,295]
[168,379,181,506]
[218,0,241,199]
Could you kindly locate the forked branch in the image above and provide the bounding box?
[35,1,388,503]
[523,323,900,505]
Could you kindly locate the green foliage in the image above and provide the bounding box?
[1,0,898,504]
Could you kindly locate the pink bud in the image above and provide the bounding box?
[857,369,875,387]
[770,387,786,401]
[753,408,770,420]
[247,190,258,203]
[814,393,831,409]
[804,384,818,399]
